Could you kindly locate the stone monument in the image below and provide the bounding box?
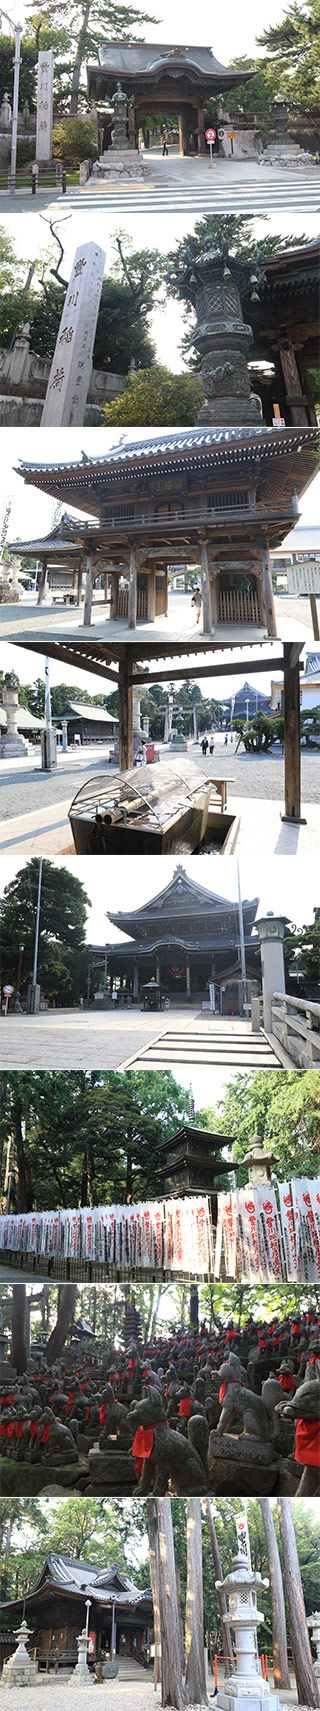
[171,711,188,751]
[41,242,106,427]
[308,1613,320,1683]
[167,235,266,426]
[36,50,54,161]
[215,1551,280,1710]
[0,673,28,758]
[1,1619,38,1689]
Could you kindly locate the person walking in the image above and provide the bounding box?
[162,127,169,156]
[191,586,202,624]
[209,736,215,755]
[201,735,208,757]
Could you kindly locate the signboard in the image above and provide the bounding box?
[287,559,320,597]
[227,130,237,138]
[205,129,216,141]
[88,1634,95,1656]
[3,985,14,996]
[218,128,225,139]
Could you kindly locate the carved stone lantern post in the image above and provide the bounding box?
[0,672,28,758]
[215,1552,280,1709]
[1,1619,38,1689]
[167,236,266,426]
[308,1614,320,1682]
[272,89,289,147]
[110,81,130,150]
[240,1134,279,1186]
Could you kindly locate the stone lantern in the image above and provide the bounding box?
[240,1134,279,1186]
[1,1619,38,1689]
[307,1614,320,1682]
[272,89,289,146]
[255,912,286,1034]
[0,672,28,758]
[215,1552,280,1710]
[70,1625,92,1683]
[166,235,266,426]
[110,80,130,150]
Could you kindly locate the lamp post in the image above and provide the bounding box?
[16,941,24,991]
[1,8,23,192]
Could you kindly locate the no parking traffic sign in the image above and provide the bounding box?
[205,127,216,166]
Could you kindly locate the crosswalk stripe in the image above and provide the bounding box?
[53,177,320,214]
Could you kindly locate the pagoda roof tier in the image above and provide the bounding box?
[156,1123,234,1155]
[16,427,318,517]
[87,39,254,92]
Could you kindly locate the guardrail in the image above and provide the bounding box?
[101,501,296,536]
[271,992,320,1068]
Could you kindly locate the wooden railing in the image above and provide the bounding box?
[116,587,148,619]
[218,586,260,624]
[103,501,295,536]
[117,588,128,618]
[271,993,320,1068]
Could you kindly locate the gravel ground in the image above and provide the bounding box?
[0,745,319,820]
[0,1687,304,1710]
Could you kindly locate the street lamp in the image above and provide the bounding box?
[0,8,23,192]
[16,941,24,991]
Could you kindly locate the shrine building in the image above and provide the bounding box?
[91,864,261,1010]
[86,41,254,156]
[1,1556,153,1674]
[10,426,318,636]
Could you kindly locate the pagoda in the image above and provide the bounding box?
[91,864,260,1011]
[154,1122,233,1198]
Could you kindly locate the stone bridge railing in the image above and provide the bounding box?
[271,992,320,1068]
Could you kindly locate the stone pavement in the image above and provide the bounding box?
[2,147,319,212]
[0,1675,302,1710]
[0,1009,286,1073]
[0,589,315,644]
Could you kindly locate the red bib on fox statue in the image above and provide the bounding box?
[295,1418,320,1467]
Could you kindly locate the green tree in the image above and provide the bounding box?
[52,113,99,165]
[212,1069,320,1180]
[284,908,320,985]
[233,712,281,752]
[257,0,320,131]
[24,0,157,113]
[102,365,203,427]
[0,858,90,1006]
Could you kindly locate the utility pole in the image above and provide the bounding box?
[1,8,23,192]
[237,860,247,1016]
[28,858,42,1014]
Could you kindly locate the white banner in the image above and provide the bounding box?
[278,1180,297,1280]
[0,1198,213,1276]
[294,1176,320,1282]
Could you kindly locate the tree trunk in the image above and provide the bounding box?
[1,1518,13,1600]
[46,1285,77,1363]
[147,1498,161,1688]
[260,1499,291,1690]
[11,1286,28,1373]
[176,1563,185,1676]
[189,1286,199,1330]
[277,1499,320,1707]
[185,1499,208,1705]
[203,1499,234,1675]
[11,1095,28,1213]
[69,3,91,114]
[157,1497,186,1708]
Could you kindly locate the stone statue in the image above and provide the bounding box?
[129,1385,208,1494]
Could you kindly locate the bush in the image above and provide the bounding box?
[102,364,204,427]
[52,116,98,168]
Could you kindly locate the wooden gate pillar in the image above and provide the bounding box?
[37,556,47,605]
[128,546,137,629]
[201,542,212,634]
[261,537,277,637]
[83,552,93,626]
[282,643,306,824]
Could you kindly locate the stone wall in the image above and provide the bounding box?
[0,330,126,424]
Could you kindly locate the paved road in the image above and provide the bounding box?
[1,744,318,825]
[2,155,319,213]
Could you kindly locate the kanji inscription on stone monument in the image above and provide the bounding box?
[36,51,54,161]
[41,242,106,427]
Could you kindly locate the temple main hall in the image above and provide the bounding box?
[86,41,253,156]
[91,865,261,1010]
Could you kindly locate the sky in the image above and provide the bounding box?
[3,0,289,66]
